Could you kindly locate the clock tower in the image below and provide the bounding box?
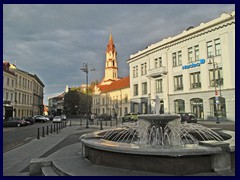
[104,33,118,83]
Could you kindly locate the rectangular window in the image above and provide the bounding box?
[6,92,9,101]
[174,75,183,90]
[124,95,128,103]
[159,57,162,67]
[172,53,177,67]
[156,79,163,93]
[209,67,223,87]
[142,82,147,95]
[7,78,9,86]
[135,66,138,77]
[155,58,158,68]
[133,67,135,78]
[190,72,201,89]
[173,51,182,66]
[215,38,221,56]
[178,51,182,65]
[207,41,213,57]
[194,45,199,61]
[144,63,147,75]
[133,84,138,96]
[187,47,192,62]
[141,64,144,75]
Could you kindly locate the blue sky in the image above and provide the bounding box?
[3,4,235,104]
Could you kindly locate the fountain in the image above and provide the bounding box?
[80,114,235,175]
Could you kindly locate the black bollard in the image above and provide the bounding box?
[47,126,49,135]
[37,128,40,139]
[51,125,53,133]
[57,123,59,134]
[100,120,103,130]
[116,118,118,127]
[54,124,55,132]
[42,127,45,137]
[70,119,71,126]
[97,120,99,126]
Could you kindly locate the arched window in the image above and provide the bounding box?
[174,99,185,113]
[209,96,226,117]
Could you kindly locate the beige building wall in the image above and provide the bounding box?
[128,11,235,121]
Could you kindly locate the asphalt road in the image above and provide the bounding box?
[3,118,235,153]
[3,121,60,152]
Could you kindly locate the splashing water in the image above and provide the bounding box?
[102,120,224,147]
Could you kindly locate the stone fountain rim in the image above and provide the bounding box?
[80,129,235,156]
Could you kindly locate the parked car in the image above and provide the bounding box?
[34,116,48,123]
[61,115,67,120]
[22,116,35,124]
[53,116,62,123]
[122,113,138,123]
[48,115,54,121]
[3,117,27,127]
[98,114,112,121]
[177,112,197,123]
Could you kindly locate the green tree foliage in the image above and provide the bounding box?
[63,88,92,116]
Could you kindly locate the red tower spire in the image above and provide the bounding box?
[106,32,116,53]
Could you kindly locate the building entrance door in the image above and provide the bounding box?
[190,98,204,119]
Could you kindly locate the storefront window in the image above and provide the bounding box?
[174,99,185,113]
[209,96,226,117]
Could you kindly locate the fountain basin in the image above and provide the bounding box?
[80,114,235,175]
[80,128,234,175]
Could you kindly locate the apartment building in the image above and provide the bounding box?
[127,11,235,121]
[3,61,45,118]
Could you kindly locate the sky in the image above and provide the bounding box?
[3,4,235,105]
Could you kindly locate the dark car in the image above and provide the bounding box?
[98,114,112,121]
[22,116,35,124]
[34,116,48,123]
[3,117,27,127]
[177,113,197,123]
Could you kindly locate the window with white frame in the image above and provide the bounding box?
[141,63,147,75]
[133,67,136,78]
[133,84,139,96]
[155,58,158,68]
[194,45,199,61]
[174,75,183,90]
[156,79,163,93]
[207,41,213,57]
[209,67,223,87]
[188,47,193,62]
[172,53,177,67]
[159,57,162,67]
[173,51,182,67]
[178,51,182,65]
[142,82,147,95]
[215,38,221,56]
[190,72,201,89]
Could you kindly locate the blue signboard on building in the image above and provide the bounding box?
[182,59,205,70]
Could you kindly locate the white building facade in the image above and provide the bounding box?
[127,11,235,121]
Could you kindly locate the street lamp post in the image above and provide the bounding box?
[208,56,220,124]
[81,63,95,128]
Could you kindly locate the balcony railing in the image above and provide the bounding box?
[147,66,167,78]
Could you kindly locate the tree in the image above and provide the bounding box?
[63,88,92,116]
